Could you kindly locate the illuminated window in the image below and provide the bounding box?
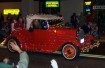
[3,9,20,15]
[45,1,59,8]
[85,1,91,5]
[86,7,91,12]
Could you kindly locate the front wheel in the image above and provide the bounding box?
[62,43,80,60]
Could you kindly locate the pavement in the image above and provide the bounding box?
[98,36,105,42]
[1,48,105,68]
[1,44,105,60]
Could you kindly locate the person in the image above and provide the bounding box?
[29,19,39,32]
[17,12,22,20]
[70,13,78,28]
[0,22,9,38]
[81,23,91,35]
[0,57,14,68]
[2,57,14,65]
[6,13,13,35]
[86,12,94,25]
[29,19,41,32]
[0,41,29,68]
[78,12,86,27]
[0,13,4,30]
[41,20,49,30]
[14,17,25,29]
[90,22,99,39]
[11,20,17,31]
[0,13,5,39]
[78,27,84,39]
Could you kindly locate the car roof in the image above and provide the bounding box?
[26,14,63,20]
[26,14,63,29]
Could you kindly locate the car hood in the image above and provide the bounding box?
[49,26,77,36]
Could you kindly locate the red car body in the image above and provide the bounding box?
[10,28,78,53]
[5,14,100,60]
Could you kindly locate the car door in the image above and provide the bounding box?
[33,28,57,53]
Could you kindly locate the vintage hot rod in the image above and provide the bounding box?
[5,14,100,60]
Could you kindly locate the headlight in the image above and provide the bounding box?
[80,38,84,44]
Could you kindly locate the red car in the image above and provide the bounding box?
[5,14,100,60]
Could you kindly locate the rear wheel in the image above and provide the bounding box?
[62,43,80,60]
[5,37,21,52]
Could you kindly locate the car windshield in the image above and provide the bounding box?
[40,19,62,26]
[47,19,62,26]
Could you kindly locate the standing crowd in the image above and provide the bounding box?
[0,12,25,39]
[0,12,99,41]
[70,12,99,39]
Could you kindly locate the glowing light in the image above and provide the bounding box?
[86,7,91,12]
[46,1,59,8]
[80,38,84,44]
[54,30,57,33]
[3,9,20,15]
[85,1,91,5]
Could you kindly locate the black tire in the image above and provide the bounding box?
[5,37,21,52]
[62,43,80,60]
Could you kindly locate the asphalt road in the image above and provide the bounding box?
[0,43,105,68]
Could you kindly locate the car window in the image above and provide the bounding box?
[29,20,49,32]
[29,19,41,32]
[48,20,62,26]
[29,19,62,32]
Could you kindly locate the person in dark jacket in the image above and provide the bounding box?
[71,13,78,28]
[81,23,91,34]
[0,13,4,30]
